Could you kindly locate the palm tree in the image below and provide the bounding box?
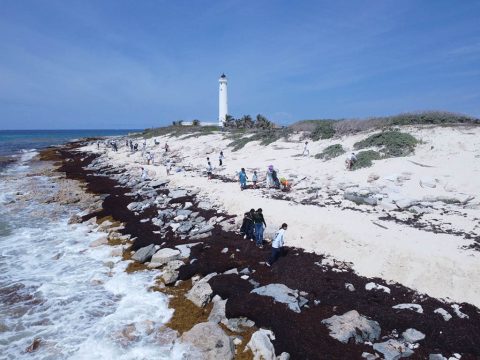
[240,115,254,128]
[224,114,235,128]
[255,114,274,129]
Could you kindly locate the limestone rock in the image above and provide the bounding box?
[89,235,108,248]
[186,273,217,307]
[402,328,425,343]
[433,308,452,321]
[246,329,276,360]
[68,214,83,224]
[345,283,356,292]
[169,189,188,200]
[197,201,213,209]
[365,282,390,294]
[392,304,423,314]
[175,242,202,258]
[251,283,301,313]
[151,248,181,265]
[321,310,381,344]
[221,317,255,332]
[451,304,469,319]
[161,268,179,285]
[181,322,234,360]
[362,352,379,360]
[277,353,290,360]
[131,244,156,263]
[208,297,227,324]
[429,354,447,360]
[176,209,192,217]
[195,224,215,234]
[373,339,414,360]
[344,191,378,206]
[177,221,194,234]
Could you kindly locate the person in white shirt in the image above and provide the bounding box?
[302,141,310,156]
[345,152,357,170]
[267,223,288,266]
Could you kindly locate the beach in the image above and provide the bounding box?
[1,125,480,359]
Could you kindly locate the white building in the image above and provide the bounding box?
[218,73,228,127]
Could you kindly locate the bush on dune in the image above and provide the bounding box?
[351,150,383,170]
[353,130,418,157]
[315,144,345,160]
[228,128,292,151]
[310,121,335,140]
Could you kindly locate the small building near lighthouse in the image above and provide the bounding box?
[218,73,228,127]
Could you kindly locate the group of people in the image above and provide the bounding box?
[239,208,287,266]
[205,151,225,179]
[238,165,290,191]
[240,208,267,247]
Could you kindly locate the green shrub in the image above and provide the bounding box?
[351,150,383,170]
[311,121,335,140]
[315,144,345,160]
[353,130,418,157]
[389,111,477,126]
[227,128,292,151]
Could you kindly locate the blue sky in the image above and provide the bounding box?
[0,0,479,129]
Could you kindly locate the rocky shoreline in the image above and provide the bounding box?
[39,141,480,359]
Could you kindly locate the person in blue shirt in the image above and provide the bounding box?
[239,168,248,190]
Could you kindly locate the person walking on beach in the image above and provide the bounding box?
[146,152,152,165]
[164,143,169,153]
[252,171,258,188]
[166,161,172,176]
[239,168,248,190]
[219,151,224,166]
[253,208,267,248]
[267,223,288,267]
[302,141,310,156]
[207,161,213,179]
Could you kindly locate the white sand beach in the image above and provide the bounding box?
[83,125,480,307]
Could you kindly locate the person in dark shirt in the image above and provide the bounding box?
[253,208,267,248]
[240,210,255,241]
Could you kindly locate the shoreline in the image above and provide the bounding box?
[38,139,480,359]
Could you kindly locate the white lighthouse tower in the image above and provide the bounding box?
[218,73,228,127]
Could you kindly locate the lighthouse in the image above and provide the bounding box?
[218,73,228,127]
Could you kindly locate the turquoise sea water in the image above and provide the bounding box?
[0,129,139,157]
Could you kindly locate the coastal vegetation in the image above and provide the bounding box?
[351,150,383,170]
[353,130,418,157]
[315,144,345,160]
[292,111,479,139]
[140,111,478,153]
[228,128,291,151]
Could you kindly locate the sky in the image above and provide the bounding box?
[0,0,479,129]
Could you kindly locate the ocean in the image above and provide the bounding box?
[0,131,188,359]
[0,130,140,157]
